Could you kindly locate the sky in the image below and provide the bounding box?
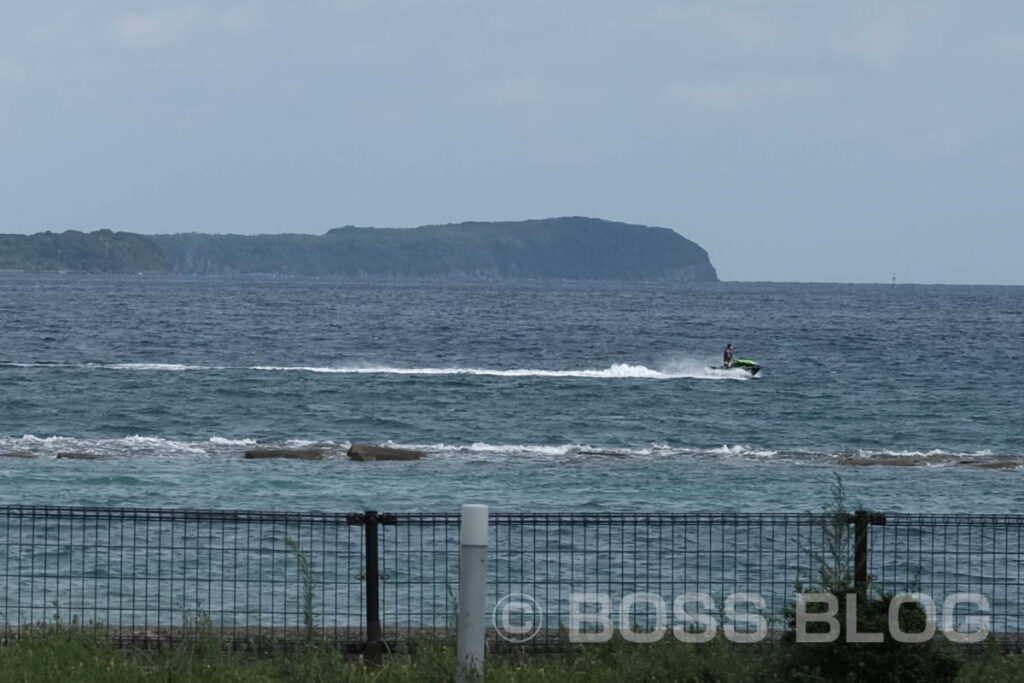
[1,1,1023,284]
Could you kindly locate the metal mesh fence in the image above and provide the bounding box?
[380,513,460,647]
[0,507,365,649]
[1,506,1023,651]
[488,512,831,649]
[872,514,1024,650]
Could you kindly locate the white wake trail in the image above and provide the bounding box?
[2,359,752,380]
[248,362,743,380]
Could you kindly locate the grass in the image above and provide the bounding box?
[284,536,317,646]
[2,627,1024,682]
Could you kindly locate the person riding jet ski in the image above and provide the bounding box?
[713,345,761,375]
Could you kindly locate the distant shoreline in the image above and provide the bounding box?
[2,270,1019,287]
[0,217,719,282]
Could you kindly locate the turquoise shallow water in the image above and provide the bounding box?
[1,275,1022,513]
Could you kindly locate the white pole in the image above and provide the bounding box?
[457,504,488,681]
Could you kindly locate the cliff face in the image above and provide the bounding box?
[154,218,719,281]
[2,218,719,281]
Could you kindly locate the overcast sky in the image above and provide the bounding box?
[2,2,1022,283]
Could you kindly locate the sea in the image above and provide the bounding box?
[1,274,1022,514]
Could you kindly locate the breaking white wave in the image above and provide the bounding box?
[2,434,210,459]
[207,436,260,447]
[706,444,780,458]
[365,442,1017,466]
[1,435,1016,468]
[0,435,347,460]
[383,441,589,459]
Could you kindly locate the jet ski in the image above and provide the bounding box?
[711,358,761,376]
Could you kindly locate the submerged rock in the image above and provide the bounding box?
[838,455,947,467]
[578,450,629,458]
[347,444,426,462]
[57,452,102,460]
[957,459,1019,470]
[840,454,1019,469]
[243,448,325,461]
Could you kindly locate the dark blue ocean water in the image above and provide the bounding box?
[1,275,1022,512]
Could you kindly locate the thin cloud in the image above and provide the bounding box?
[108,6,202,48]
[663,74,823,111]
[106,4,265,49]
[316,0,467,11]
[315,26,402,65]
[0,57,30,84]
[589,4,787,53]
[827,5,943,69]
[484,75,556,105]
[27,13,83,47]
[986,31,1024,57]
[219,2,269,33]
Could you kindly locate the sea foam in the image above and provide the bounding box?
[0,435,1016,467]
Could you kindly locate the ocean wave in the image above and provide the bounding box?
[384,441,588,458]
[0,435,349,461]
[207,436,260,447]
[706,444,780,458]
[0,436,1016,468]
[831,448,1016,468]
[2,434,210,459]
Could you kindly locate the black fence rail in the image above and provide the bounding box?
[1,506,1022,652]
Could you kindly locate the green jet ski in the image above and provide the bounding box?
[712,358,761,376]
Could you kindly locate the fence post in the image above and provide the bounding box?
[364,510,382,665]
[457,504,488,682]
[854,510,869,597]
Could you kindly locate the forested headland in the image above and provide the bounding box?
[0,217,718,281]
